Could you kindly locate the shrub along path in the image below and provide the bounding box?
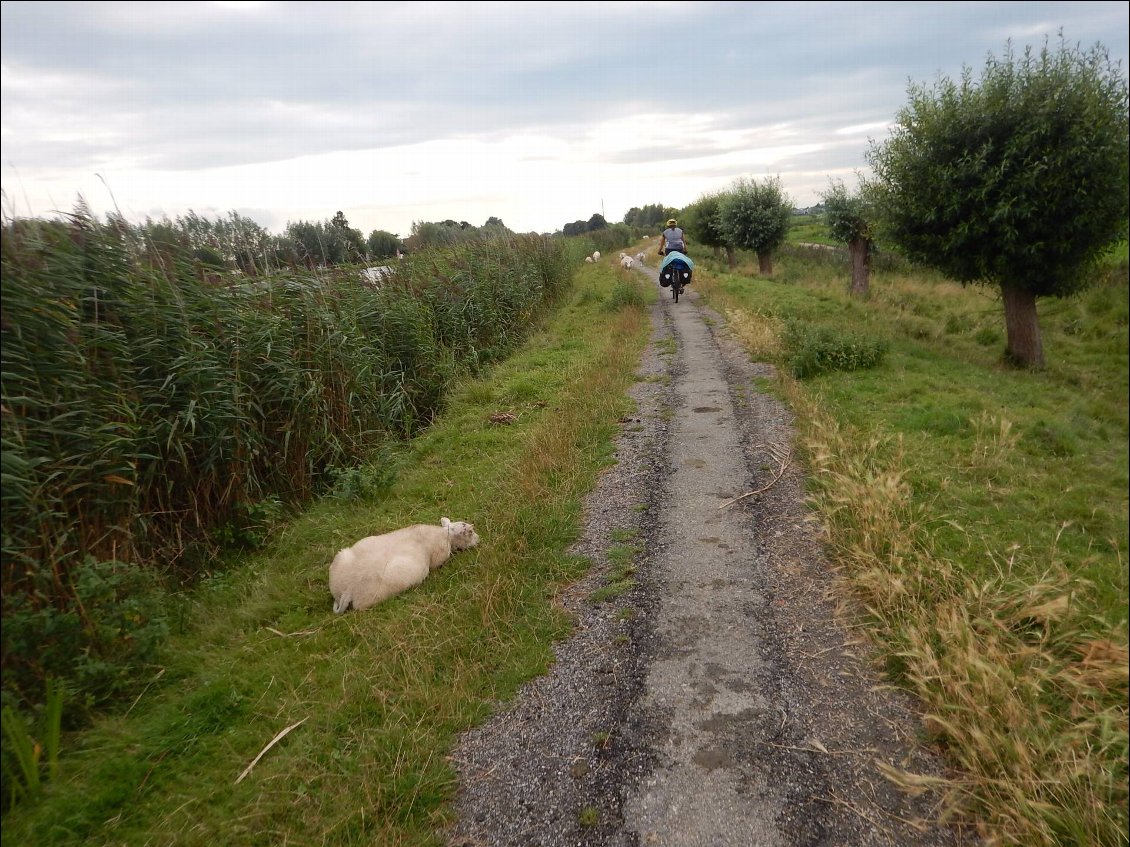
[448,261,972,846]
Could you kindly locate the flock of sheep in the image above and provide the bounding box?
[583,244,648,270]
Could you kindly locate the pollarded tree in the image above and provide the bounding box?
[719,176,793,275]
[822,178,876,297]
[866,35,1129,369]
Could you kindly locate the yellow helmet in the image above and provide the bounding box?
[666,218,677,227]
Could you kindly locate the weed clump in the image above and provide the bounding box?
[783,320,889,378]
[605,279,645,310]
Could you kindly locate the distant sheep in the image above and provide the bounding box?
[592,251,601,261]
[329,517,480,613]
[635,252,645,262]
[585,256,594,263]
[360,266,393,285]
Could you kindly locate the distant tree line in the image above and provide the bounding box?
[560,213,608,237]
[622,203,678,230]
[405,216,512,251]
[60,209,520,281]
[559,205,678,237]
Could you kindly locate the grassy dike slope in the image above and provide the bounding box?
[1,263,650,847]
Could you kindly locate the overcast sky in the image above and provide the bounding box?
[2,1,1127,238]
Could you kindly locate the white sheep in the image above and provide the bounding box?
[360,266,393,285]
[620,256,634,270]
[585,256,594,263]
[635,252,645,262]
[592,251,601,261]
[329,517,480,613]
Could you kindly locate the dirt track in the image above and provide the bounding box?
[448,263,973,847]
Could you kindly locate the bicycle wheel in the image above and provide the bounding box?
[673,280,681,302]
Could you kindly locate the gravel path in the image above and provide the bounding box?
[447,265,974,847]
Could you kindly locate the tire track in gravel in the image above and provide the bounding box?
[448,263,975,847]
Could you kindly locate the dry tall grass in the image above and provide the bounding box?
[786,383,1128,847]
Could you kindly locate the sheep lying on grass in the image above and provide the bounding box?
[329,517,480,613]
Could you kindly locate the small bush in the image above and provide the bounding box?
[327,446,401,501]
[783,320,889,379]
[1,558,169,719]
[212,496,287,550]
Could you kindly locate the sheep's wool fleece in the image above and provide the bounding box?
[329,518,479,613]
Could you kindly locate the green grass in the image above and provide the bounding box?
[787,213,836,246]
[0,262,651,847]
[7,227,1125,846]
[588,539,642,603]
[693,244,1129,847]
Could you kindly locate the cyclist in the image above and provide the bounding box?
[658,218,687,256]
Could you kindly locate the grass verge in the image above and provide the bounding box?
[693,247,1128,847]
[0,263,651,847]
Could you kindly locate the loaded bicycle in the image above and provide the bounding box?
[659,250,693,302]
[657,217,693,302]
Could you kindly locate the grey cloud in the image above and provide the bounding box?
[2,0,1126,226]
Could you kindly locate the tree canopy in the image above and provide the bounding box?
[866,34,1129,366]
[718,176,793,273]
[367,229,404,260]
[623,203,676,230]
[681,191,729,252]
[561,214,610,237]
[822,178,877,296]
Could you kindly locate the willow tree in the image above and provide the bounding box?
[718,176,792,275]
[822,178,876,297]
[867,36,1129,368]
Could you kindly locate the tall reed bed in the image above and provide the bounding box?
[0,212,571,716]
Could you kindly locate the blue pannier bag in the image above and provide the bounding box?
[659,251,693,288]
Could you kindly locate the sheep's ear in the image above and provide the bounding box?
[441,517,451,527]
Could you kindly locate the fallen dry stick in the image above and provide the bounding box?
[719,445,792,509]
[235,717,308,784]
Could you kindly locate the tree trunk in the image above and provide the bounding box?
[848,238,871,297]
[1000,283,1045,369]
[757,251,773,275]
[725,246,735,269]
